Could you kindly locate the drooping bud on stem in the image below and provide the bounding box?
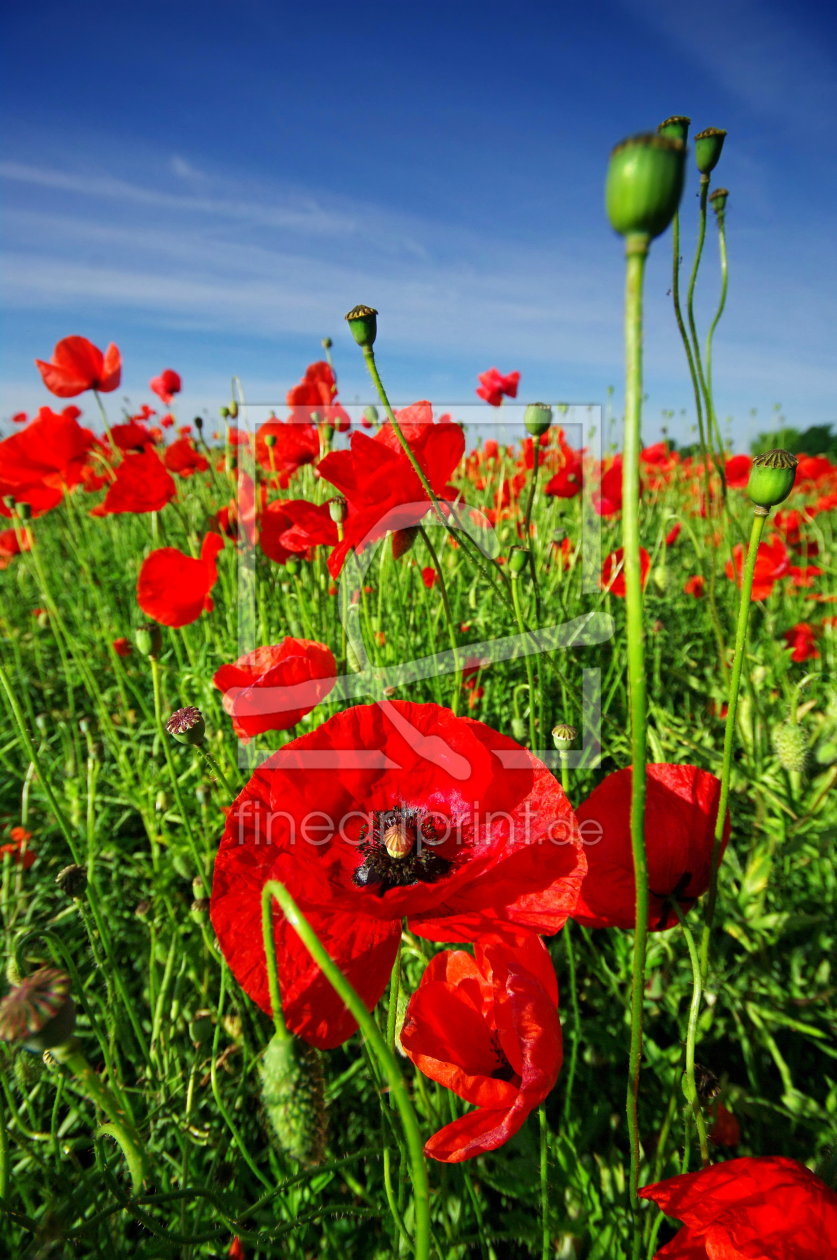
[260,1032,327,1165]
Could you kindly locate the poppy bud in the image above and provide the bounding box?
[260,1032,327,1165]
[695,127,727,174]
[220,406,230,419]
[285,556,300,576]
[511,716,527,741]
[135,622,163,659]
[344,304,378,348]
[0,967,76,1051]
[363,405,379,427]
[710,188,729,217]
[228,402,239,420]
[552,723,577,750]
[321,337,333,350]
[747,449,798,509]
[55,864,87,898]
[524,403,553,438]
[166,706,206,746]
[263,433,277,448]
[155,790,170,813]
[772,721,808,774]
[194,414,204,431]
[508,546,530,577]
[657,115,691,143]
[328,497,347,524]
[606,133,686,241]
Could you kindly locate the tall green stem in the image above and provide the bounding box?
[622,234,650,1254]
[261,881,430,1260]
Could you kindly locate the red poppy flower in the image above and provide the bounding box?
[255,419,320,479]
[601,546,650,598]
[112,637,133,658]
[684,574,705,598]
[783,621,820,662]
[213,639,337,739]
[0,526,33,569]
[0,827,35,869]
[725,535,789,600]
[544,447,584,499]
[724,453,752,489]
[11,412,28,425]
[318,403,464,577]
[475,368,520,407]
[109,421,156,452]
[259,499,338,565]
[137,532,224,627]
[150,369,182,406]
[640,1156,837,1258]
[421,567,438,588]
[401,935,562,1162]
[35,336,121,398]
[91,449,177,516]
[0,406,97,511]
[708,1102,741,1148]
[164,437,209,477]
[210,700,585,1048]
[572,763,728,931]
[592,457,624,517]
[287,360,350,431]
[665,523,682,546]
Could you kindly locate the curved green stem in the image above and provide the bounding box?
[704,209,730,475]
[53,1040,146,1192]
[261,881,430,1260]
[418,525,462,714]
[511,575,537,749]
[622,234,650,1255]
[672,903,709,1166]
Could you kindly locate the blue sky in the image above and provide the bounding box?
[2,0,836,447]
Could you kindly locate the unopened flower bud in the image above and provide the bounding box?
[321,337,333,350]
[508,546,530,577]
[0,968,76,1051]
[228,402,239,420]
[695,128,727,175]
[219,406,230,419]
[260,1032,327,1165]
[135,623,163,658]
[285,556,300,577]
[552,723,577,750]
[657,115,691,143]
[747,449,797,510]
[511,716,527,742]
[55,864,87,898]
[344,304,378,348]
[263,433,277,448]
[363,405,379,427]
[524,403,553,438]
[606,133,686,241]
[166,706,206,746]
[194,414,204,431]
[772,722,808,774]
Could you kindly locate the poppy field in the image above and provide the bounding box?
[1,125,836,1258]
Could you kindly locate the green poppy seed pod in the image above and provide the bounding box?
[363,405,379,426]
[328,496,347,524]
[772,721,808,774]
[166,706,206,746]
[260,1032,327,1165]
[263,433,277,448]
[710,187,729,217]
[552,723,577,750]
[747,449,798,509]
[285,556,300,577]
[219,405,230,419]
[695,128,727,175]
[0,968,76,1051]
[228,402,239,420]
[508,546,530,577]
[657,115,691,143]
[135,622,163,659]
[606,133,686,240]
[344,304,378,348]
[524,403,553,438]
[55,864,87,898]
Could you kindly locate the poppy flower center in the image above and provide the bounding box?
[352,807,452,897]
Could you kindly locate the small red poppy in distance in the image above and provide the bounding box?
[0,527,33,569]
[782,621,820,662]
[210,700,585,1048]
[150,369,182,406]
[35,336,122,397]
[401,935,562,1162]
[725,535,789,600]
[572,764,728,931]
[601,546,651,598]
[213,639,337,739]
[640,1156,837,1258]
[475,368,520,407]
[137,532,224,627]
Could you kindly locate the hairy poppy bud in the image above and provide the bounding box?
[344,304,378,348]
[657,115,691,143]
[552,723,577,750]
[747,449,797,509]
[260,1033,327,1165]
[606,133,686,241]
[524,403,553,438]
[0,968,76,1051]
[135,622,163,658]
[166,706,206,746]
[508,546,530,577]
[695,128,727,174]
[772,721,808,774]
[55,864,87,898]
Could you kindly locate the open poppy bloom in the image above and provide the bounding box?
[401,935,562,1162]
[475,368,520,407]
[92,449,177,516]
[137,532,224,626]
[213,638,337,739]
[0,527,33,569]
[318,403,464,577]
[150,369,182,406]
[640,1156,837,1258]
[287,360,350,431]
[0,405,98,513]
[601,546,651,597]
[572,764,728,931]
[725,535,789,600]
[210,701,585,1048]
[255,419,321,480]
[35,336,122,397]
[258,499,338,565]
[164,437,208,477]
